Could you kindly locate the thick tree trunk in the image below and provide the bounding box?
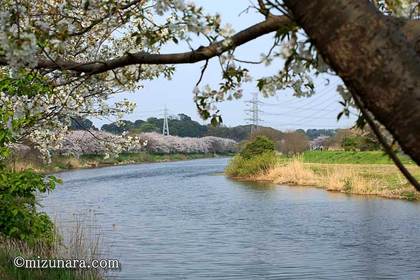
[284,0,420,165]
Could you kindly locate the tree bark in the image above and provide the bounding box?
[284,0,420,165]
[402,19,420,56]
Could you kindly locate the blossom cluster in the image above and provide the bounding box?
[0,0,231,157]
[52,131,237,156]
[138,132,237,154]
[55,130,146,158]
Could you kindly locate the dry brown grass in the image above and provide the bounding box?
[256,157,317,186]
[252,157,420,200]
[10,161,37,172]
[65,158,83,169]
[9,156,90,173]
[322,166,378,193]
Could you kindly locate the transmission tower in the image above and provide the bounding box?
[245,92,263,134]
[162,106,170,136]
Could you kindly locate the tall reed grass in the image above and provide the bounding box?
[0,214,106,280]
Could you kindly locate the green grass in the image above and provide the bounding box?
[225,152,278,178]
[0,254,94,280]
[301,151,414,165]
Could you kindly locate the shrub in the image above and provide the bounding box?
[342,134,380,151]
[0,169,60,246]
[342,136,363,151]
[0,71,61,247]
[225,152,278,177]
[240,136,275,159]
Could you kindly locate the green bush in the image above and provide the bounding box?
[240,136,275,159]
[225,152,278,177]
[0,169,60,246]
[342,135,381,151]
[0,71,61,247]
[342,136,362,151]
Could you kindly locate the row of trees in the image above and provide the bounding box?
[98,114,338,142]
[11,130,238,158]
[251,127,383,155]
[324,129,381,151]
[101,114,207,137]
[98,114,382,154]
[56,131,237,156]
[250,129,311,155]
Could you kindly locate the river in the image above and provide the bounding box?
[40,158,420,279]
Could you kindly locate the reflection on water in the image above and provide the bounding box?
[41,158,420,279]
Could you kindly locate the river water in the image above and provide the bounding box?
[40,158,420,279]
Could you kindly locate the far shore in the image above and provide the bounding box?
[226,151,420,201]
[9,152,233,174]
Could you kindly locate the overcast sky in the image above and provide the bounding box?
[93,0,357,131]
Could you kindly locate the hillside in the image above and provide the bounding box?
[94,114,337,142]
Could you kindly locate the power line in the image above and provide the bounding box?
[264,121,351,129]
[137,109,164,113]
[263,106,338,114]
[259,81,339,108]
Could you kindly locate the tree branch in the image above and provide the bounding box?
[0,16,294,74]
[257,0,271,17]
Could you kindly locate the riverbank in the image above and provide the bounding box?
[0,216,104,280]
[226,151,420,201]
[10,152,231,173]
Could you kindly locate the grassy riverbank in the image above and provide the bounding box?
[0,240,101,280]
[302,150,414,164]
[0,217,104,280]
[10,152,229,173]
[226,151,420,201]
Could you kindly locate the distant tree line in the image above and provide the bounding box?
[94,114,337,142]
[69,114,382,154]
[324,128,381,151]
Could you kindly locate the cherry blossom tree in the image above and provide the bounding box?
[49,130,236,156]
[0,0,419,186]
[138,132,237,154]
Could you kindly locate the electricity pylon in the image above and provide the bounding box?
[245,92,262,134]
[162,106,170,136]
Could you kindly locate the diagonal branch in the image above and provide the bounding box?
[0,15,294,75]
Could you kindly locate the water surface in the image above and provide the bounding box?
[41,158,420,279]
